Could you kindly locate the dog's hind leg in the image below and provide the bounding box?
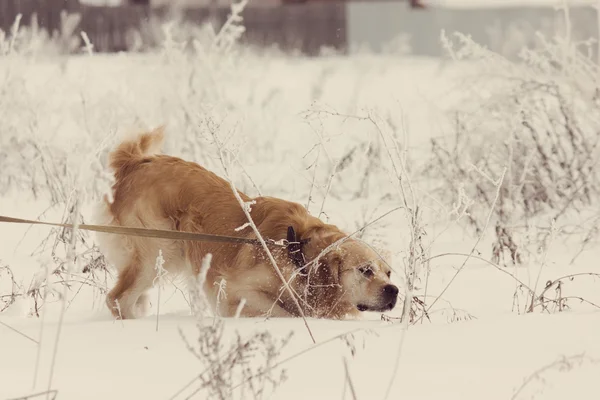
[106,252,155,319]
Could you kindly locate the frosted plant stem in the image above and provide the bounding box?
[423,167,507,319]
[0,320,37,344]
[342,357,358,400]
[209,126,316,343]
[32,263,50,389]
[47,194,81,398]
[154,250,165,332]
[226,178,316,343]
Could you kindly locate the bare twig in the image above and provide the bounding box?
[6,389,58,400]
[511,353,598,400]
[0,319,38,344]
[537,296,600,310]
[208,122,316,343]
[226,177,315,343]
[422,167,507,320]
[47,194,81,397]
[343,357,359,400]
[532,272,600,310]
[423,252,535,296]
[528,219,558,312]
[229,328,366,393]
[154,249,166,332]
[305,145,322,212]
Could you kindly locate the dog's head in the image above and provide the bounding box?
[300,230,399,314]
[253,197,399,316]
[331,239,398,313]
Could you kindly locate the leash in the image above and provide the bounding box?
[0,215,287,247]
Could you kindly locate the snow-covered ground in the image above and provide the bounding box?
[2,311,599,400]
[1,20,600,400]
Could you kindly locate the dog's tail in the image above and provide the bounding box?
[109,125,165,178]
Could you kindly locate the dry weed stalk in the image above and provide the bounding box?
[6,389,58,400]
[154,250,167,332]
[342,357,359,400]
[302,104,428,323]
[530,272,600,313]
[0,263,23,312]
[179,321,292,400]
[226,328,376,396]
[567,212,600,265]
[197,110,316,342]
[300,103,428,400]
[15,206,111,319]
[45,190,81,395]
[176,254,292,400]
[0,319,38,344]
[0,14,103,204]
[434,29,600,266]
[424,251,600,316]
[418,166,507,325]
[511,353,600,400]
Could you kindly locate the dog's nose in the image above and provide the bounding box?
[383,284,399,298]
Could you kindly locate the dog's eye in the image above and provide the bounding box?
[358,266,374,278]
[386,270,391,278]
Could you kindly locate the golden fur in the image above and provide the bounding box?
[94,127,399,319]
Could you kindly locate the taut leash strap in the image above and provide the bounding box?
[0,215,268,246]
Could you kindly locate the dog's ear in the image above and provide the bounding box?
[316,252,342,284]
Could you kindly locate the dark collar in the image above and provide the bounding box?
[287,226,310,273]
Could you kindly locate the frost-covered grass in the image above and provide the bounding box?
[1,6,600,400]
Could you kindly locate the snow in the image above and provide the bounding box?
[1,25,600,400]
[2,313,599,400]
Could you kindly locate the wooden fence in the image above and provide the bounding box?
[0,0,347,56]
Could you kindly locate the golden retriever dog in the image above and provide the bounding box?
[94,126,399,320]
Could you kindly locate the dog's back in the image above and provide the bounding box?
[95,127,298,318]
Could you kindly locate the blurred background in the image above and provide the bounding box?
[0,0,598,58]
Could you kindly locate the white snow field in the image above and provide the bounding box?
[1,9,600,400]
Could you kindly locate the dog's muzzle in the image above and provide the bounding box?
[357,284,399,312]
